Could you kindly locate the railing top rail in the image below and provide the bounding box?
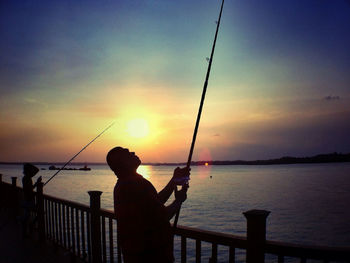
[173,224,248,249]
[100,208,116,219]
[1,181,15,187]
[265,240,350,261]
[43,193,90,212]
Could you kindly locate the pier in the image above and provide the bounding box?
[1,175,349,263]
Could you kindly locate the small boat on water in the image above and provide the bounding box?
[79,165,91,171]
[48,165,91,171]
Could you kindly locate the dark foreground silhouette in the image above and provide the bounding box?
[107,146,190,263]
[21,163,41,238]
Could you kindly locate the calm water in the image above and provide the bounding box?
[1,163,350,261]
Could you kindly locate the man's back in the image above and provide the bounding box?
[114,175,173,263]
[22,175,34,202]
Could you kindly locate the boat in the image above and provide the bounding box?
[48,165,91,171]
[79,165,91,171]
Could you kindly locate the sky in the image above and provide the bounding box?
[1,0,349,163]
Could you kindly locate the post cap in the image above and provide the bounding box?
[243,209,270,219]
[88,191,103,197]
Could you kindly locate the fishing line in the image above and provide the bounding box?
[44,122,115,186]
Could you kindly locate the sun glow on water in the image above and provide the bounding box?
[137,165,151,179]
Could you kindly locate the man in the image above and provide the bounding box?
[107,147,190,263]
[21,163,42,237]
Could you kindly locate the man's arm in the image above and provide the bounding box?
[158,167,190,204]
[164,187,187,220]
[158,179,175,204]
[33,176,42,188]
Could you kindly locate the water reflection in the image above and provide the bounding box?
[137,165,152,180]
[197,164,212,179]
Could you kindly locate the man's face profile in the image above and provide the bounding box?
[107,147,141,175]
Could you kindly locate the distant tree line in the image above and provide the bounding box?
[190,152,350,166]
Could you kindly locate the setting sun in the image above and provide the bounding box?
[126,118,150,138]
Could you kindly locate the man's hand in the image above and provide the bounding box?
[175,187,187,203]
[172,167,190,186]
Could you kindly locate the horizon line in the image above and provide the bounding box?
[0,152,349,166]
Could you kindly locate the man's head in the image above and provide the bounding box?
[106,147,141,177]
[23,163,39,177]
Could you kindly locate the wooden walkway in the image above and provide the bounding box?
[0,210,83,263]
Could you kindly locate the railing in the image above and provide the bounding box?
[1,175,349,263]
[265,240,350,263]
[43,191,122,263]
[173,224,247,262]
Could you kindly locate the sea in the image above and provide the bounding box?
[1,163,350,262]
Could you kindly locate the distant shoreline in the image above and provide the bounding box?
[1,152,349,166]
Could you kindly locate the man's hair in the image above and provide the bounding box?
[106,147,126,172]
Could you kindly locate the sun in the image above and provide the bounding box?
[126,118,150,138]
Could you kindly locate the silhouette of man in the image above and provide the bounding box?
[21,163,41,237]
[107,147,189,263]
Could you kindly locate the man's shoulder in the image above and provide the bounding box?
[115,176,156,193]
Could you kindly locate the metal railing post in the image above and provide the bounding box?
[11,176,17,186]
[88,191,103,263]
[36,182,45,241]
[243,209,270,263]
[11,177,19,219]
[0,174,2,209]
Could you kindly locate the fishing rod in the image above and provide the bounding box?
[174,0,225,228]
[44,122,115,186]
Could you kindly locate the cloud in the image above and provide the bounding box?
[323,95,340,101]
[24,97,49,109]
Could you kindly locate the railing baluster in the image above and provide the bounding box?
[52,201,55,241]
[58,203,63,245]
[102,216,107,262]
[87,212,92,263]
[76,208,81,258]
[44,199,49,238]
[278,255,284,263]
[71,207,76,254]
[66,205,71,250]
[109,218,114,263]
[196,239,201,263]
[117,220,121,263]
[62,204,67,248]
[229,246,235,263]
[81,210,87,261]
[211,243,218,263]
[50,200,54,240]
[55,202,59,242]
[48,200,52,239]
[181,236,187,263]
